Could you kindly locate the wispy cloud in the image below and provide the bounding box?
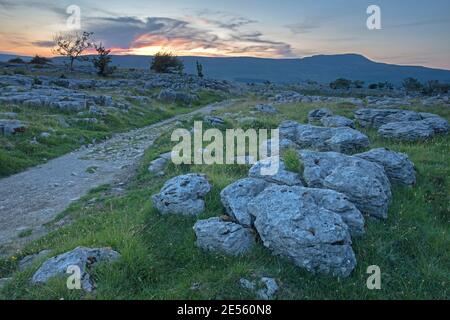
[83,14,293,57]
[388,18,450,28]
[31,40,54,48]
[287,21,321,34]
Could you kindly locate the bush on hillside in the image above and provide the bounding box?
[29,55,51,65]
[150,51,184,74]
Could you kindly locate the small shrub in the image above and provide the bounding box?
[330,78,352,90]
[92,43,116,76]
[150,51,184,74]
[403,77,422,93]
[8,57,25,64]
[29,55,51,65]
[283,148,304,175]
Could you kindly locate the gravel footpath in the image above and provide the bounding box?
[0,100,237,257]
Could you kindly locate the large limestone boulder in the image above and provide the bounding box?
[248,157,303,186]
[354,108,422,128]
[248,185,357,277]
[220,178,270,227]
[355,108,448,139]
[279,121,370,154]
[378,121,435,141]
[299,150,391,219]
[31,247,120,292]
[355,148,416,185]
[421,117,449,134]
[152,173,211,215]
[193,217,255,256]
[321,115,355,128]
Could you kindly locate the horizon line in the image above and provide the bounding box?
[1,50,449,72]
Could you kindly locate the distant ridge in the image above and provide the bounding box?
[2,53,450,84]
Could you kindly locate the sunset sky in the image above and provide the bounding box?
[0,0,449,69]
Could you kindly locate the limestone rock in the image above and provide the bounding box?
[249,157,303,186]
[152,173,211,215]
[308,108,333,124]
[321,115,355,128]
[193,217,255,256]
[148,157,168,175]
[248,185,357,277]
[19,249,52,271]
[254,104,278,114]
[299,150,391,219]
[354,108,421,128]
[279,121,370,154]
[355,148,416,185]
[220,178,270,227]
[378,121,435,141]
[239,277,278,300]
[31,247,120,292]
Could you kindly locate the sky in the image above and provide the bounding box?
[0,0,449,69]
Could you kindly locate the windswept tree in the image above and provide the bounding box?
[53,31,93,71]
[92,43,115,76]
[196,61,204,78]
[150,51,184,74]
[402,77,422,93]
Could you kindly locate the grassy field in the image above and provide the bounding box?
[0,90,224,178]
[0,100,448,299]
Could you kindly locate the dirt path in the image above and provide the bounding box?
[0,100,238,257]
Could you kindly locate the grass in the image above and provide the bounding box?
[0,100,448,300]
[0,90,224,178]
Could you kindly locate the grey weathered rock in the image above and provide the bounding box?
[308,108,333,124]
[378,121,435,141]
[354,108,422,128]
[249,157,303,186]
[299,150,391,219]
[279,121,370,154]
[239,277,278,300]
[89,105,107,116]
[321,115,355,128]
[159,151,173,160]
[158,88,198,104]
[254,104,278,114]
[248,185,357,277]
[152,173,211,215]
[355,148,416,185]
[19,249,52,271]
[204,115,225,126]
[31,247,120,292]
[355,108,448,137]
[422,117,449,134]
[193,217,255,256]
[148,157,168,175]
[220,178,270,227]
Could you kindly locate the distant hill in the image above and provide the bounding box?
[0,53,31,63]
[2,53,450,85]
